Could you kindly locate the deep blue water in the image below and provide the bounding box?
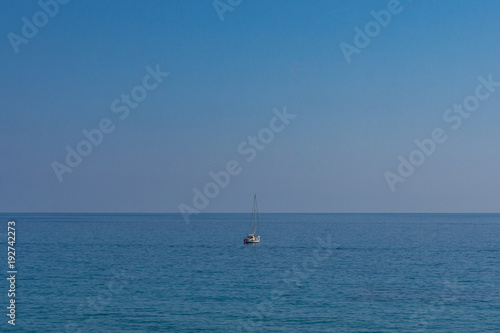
[1,213,500,332]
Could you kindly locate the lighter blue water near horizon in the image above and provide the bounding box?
[1,213,500,332]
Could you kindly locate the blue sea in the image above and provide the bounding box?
[2,213,500,332]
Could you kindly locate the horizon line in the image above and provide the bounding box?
[2,212,500,214]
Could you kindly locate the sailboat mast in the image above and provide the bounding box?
[253,194,257,235]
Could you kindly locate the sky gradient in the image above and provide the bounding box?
[2,0,500,213]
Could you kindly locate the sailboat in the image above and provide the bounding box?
[243,195,261,244]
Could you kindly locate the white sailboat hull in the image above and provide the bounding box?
[243,235,261,244]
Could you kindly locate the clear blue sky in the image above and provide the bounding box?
[2,0,500,212]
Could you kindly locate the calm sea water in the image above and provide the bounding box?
[2,213,500,332]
